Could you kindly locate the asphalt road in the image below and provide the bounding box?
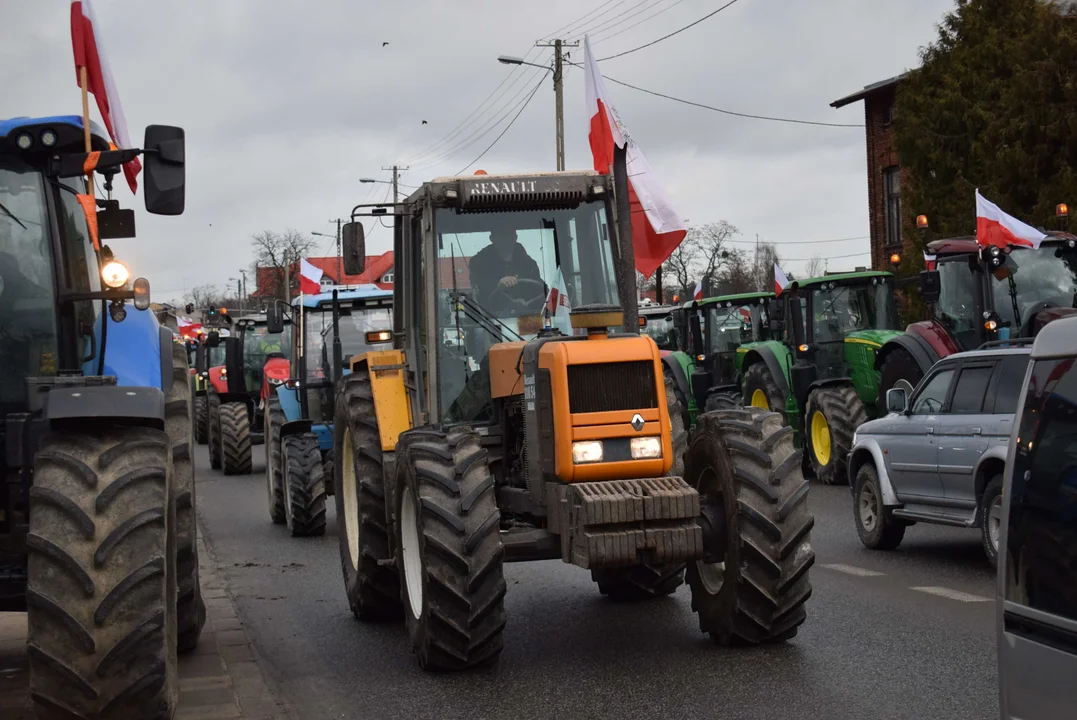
[195,447,1000,720]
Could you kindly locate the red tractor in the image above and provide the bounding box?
[875,230,1077,404]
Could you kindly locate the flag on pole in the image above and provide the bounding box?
[544,267,572,335]
[70,0,141,193]
[176,316,202,340]
[693,279,703,301]
[923,249,937,271]
[774,263,791,295]
[583,35,687,279]
[976,189,1046,249]
[299,258,324,294]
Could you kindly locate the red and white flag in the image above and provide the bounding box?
[976,189,1046,249]
[584,35,687,279]
[923,249,937,271]
[70,0,141,193]
[774,263,792,295]
[544,267,572,334]
[176,316,202,340]
[299,258,324,294]
[693,279,703,301]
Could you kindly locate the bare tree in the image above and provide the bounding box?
[659,233,702,301]
[251,229,316,300]
[185,283,224,311]
[715,248,755,295]
[693,221,739,294]
[805,254,825,278]
[751,240,782,293]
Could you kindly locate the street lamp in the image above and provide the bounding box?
[497,48,566,170]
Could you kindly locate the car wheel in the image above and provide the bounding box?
[853,462,905,550]
[980,476,1004,569]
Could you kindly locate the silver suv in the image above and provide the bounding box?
[846,345,1032,566]
[998,317,1077,719]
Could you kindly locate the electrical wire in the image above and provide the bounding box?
[780,251,870,261]
[456,76,546,175]
[597,0,744,61]
[545,0,636,41]
[568,0,664,41]
[591,0,689,44]
[722,235,869,246]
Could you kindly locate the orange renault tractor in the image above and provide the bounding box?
[332,169,815,670]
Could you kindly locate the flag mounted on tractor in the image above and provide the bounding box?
[975,189,1047,249]
[299,258,324,294]
[70,0,141,193]
[583,35,686,279]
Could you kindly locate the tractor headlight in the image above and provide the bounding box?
[101,261,130,288]
[15,134,32,150]
[219,369,227,380]
[630,436,662,460]
[571,441,604,464]
[40,130,57,147]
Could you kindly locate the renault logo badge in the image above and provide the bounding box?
[631,413,645,432]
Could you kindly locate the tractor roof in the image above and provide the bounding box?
[691,291,773,309]
[293,283,393,308]
[429,169,600,184]
[797,270,893,287]
[639,304,677,315]
[927,233,1077,256]
[0,115,111,152]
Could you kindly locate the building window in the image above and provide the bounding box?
[883,166,901,247]
[883,102,894,126]
[381,270,394,283]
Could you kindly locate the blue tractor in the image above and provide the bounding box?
[264,284,393,537]
[0,116,201,719]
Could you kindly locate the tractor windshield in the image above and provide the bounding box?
[242,323,290,392]
[809,280,897,343]
[641,312,677,351]
[935,257,982,351]
[706,302,769,355]
[989,244,1077,333]
[303,303,393,380]
[0,156,58,411]
[434,201,619,423]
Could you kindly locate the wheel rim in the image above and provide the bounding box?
[858,481,878,532]
[400,485,424,618]
[988,495,1002,553]
[342,427,360,571]
[751,388,769,409]
[811,410,831,466]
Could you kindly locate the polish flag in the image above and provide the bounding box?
[176,316,202,340]
[70,0,141,193]
[774,263,792,295]
[923,249,937,271]
[544,266,572,334]
[584,36,687,279]
[976,189,1046,249]
[693,279,703,301]
[299,258,324,294]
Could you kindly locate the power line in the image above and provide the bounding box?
[781,251,871,261]
[456,76,546,175]
[597,0,745,61]
[547,0,636,40]
[592,0,690,44]
[571,61,864,127]
[723,235,869,246]
[569,0,664,41]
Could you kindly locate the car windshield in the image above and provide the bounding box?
[303,302,393,380]
[435,201,619,423]
[706,301,769,354]
[810,280,897,343]
[990,244,1077,331]
[641,312,677,351]
[0,156,58,411]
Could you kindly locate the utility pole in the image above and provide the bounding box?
[535,39,578,171]
[382,164,409,202]
[238,270,247,314]
[334,218,342,281]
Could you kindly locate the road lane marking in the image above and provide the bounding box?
[910,586,993,603]
[821,563,885,577]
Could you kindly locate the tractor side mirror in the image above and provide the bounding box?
[266,302,285,334]
[143,125,186,216]
[206,330,220,348]
[886,387,908,414]
[342,222,366,275]
[919,270,941,304]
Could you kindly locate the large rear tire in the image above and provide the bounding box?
[805,385,866,486]
[334,374,402,620]
[704,390,741,413]
[28,426,178,720]
[685,408,815,645]
[208,391,222,470]
[742,362,786,419]
[219,402,252,476]
[877,346,927,416]
[165,343,206,654]
[395,427,506,671]
[193,395,208,445]
[282,433,327,537]
[264,396,286,524]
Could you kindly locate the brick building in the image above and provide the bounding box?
[831,73,911,270]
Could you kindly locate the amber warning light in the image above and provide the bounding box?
[916,215,929,229]
[1057,203,1069,218]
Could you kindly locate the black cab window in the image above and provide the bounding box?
[1006,357,1077,623]
[912,368,955,415]
[992,355,1031,414]
[950,364,994,414]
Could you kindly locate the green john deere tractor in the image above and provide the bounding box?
[739,271,902,484]
[662,292,775,426]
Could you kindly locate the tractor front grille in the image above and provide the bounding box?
[567,361,658,414]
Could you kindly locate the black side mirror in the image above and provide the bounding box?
[886,387,908,414]
[919,269,941,304]
[342,222,366,275]
[266,301,285,334]
[206,330,220,348]
[143,125,185,216]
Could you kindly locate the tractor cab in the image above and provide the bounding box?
[637,304,681,353]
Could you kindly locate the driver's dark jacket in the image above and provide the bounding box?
[469,241,543,305]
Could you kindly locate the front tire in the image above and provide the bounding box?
[704,390,741,413]
[853,463,905,550]
[282,433,327,537]
[980,476,1003,568]
[663,372,688,478]
[193,395,208,445]
[334,374,402,620]
[219,402,252,475]
[742,362,786,419]
[208,392,222,470]
[264,396,286,524]
[805,386,866,486]
[28,426,179,720]
[395,427,506,671]
[684,408,815,645]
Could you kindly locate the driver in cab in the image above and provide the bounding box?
[469,228,544,314]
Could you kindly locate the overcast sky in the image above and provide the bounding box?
[3,0,956,303]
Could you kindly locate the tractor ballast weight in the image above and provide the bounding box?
[0,115,202,719]
[333,168,815,670]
